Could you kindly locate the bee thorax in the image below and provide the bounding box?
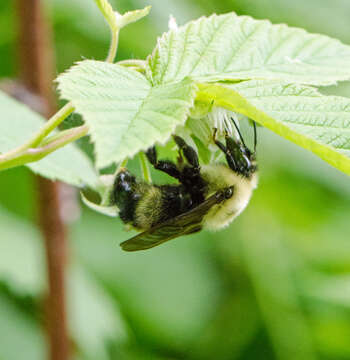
[200,164,258,230]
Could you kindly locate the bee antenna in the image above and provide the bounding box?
[230,117,246,147]
[253,121,257,154]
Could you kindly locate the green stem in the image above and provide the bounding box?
[106,28,119,63]
[117,59,146,68]
[0,125,88,171]
[2,102,74,160]
[24,101,74,147]
[0,0,123,173]
[40,125,87,146]
[114,158,128,176]
[139,152,152,183]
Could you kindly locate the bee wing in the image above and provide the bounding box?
[120,189,227,252]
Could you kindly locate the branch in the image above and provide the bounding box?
[16,1,70,359]
[138,152,152,183]
[106,28,120,63]
[0,125,88,171]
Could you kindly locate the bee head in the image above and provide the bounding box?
[225,119,257,178]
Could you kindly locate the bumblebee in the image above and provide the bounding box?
[112,121,258,251]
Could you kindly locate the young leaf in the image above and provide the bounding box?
[94,0,150,31]
[57,60,197,168]
[147,12,350,86]
[197,80,350,175]
[115,6,151,29]
[0,91,99,188]
[94,0,118,33]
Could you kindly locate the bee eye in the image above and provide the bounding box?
[224,187,234,199]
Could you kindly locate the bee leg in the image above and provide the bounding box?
[225,133,251,173]
[145,146,182,180]
[213,128,228,153]
[172,135,206,205]
[112,169,139,224]
[173,135,199,169]
[213,129,238,172]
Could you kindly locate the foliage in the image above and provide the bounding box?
[55,8,350,176]
[197,81,350,175]
[1,0,350,359]
[2,0,350,181]
[57,61,196,167]
[0,92,98,187]
[146,13,350,86]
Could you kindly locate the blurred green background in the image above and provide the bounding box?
[1,0,350,359]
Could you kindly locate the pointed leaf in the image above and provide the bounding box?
[147,13,350,86]
[115,6,151,29]
[57,60,197,168]
[94,0,118,32]
[94,0,150,32]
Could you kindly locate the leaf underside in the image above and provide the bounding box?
[57,12,350,177]
[147,12,350,86]
[197,80,350,175]
[57,60,197,168]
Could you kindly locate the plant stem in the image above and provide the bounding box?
[0,125,89,171]
[106,28,119,63]
[16,1,70,360]
[40,125,88,146]
[0,102,75,163]
[139,152,152,183]
[117,59,146,68]
[115,158,128,175]
[1,0,118,171]
[29,102,75,147]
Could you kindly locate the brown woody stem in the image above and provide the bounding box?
[16,0,70,359]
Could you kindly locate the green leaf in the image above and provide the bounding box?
[94,0,150,32]
[0,91,99,188]
[93,0,118,32]
[115,6,151,29]
[57,60,197,168]
[197,80,350,175]
[147,12,350,86]
[81,192,118,217]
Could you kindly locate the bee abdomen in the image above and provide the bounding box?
[134,186,163,229]
[113,169,197,231]
[134,185,193,230]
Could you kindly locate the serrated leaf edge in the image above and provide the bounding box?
[146,12,350,86]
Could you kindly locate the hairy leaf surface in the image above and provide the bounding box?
[57,60,197,168]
